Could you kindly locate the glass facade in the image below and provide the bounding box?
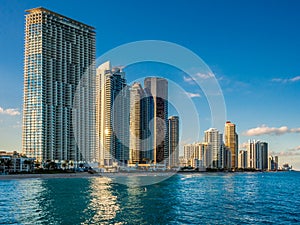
[22,7,95,164]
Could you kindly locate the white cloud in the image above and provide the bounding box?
[278,151,300,156]
[183,72,214,84]
[290,128,300,132]
[185,92,201,98]
[270,146,300,157]
[271,76,300,83]
[291,76,300,82]
[289,146,300,152]
[183,76,194,84]
[0,107,21,116]
[194,72,214,79]
[243,125,300,136]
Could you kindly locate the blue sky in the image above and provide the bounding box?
[0,0,300,169]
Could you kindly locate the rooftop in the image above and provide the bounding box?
[25,7,95,30]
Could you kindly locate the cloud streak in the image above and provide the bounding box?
[194,72,214,80]
[185,91,201,98]
[243,125,300,136]
[183,72,214,84]
[271,76,300,83]
[289,146,300,152]
[272,146,300,157]
[0,107,21,116]
[274,151,300,157]
[183,76,194,84]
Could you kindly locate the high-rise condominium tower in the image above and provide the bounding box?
[224,121,238,169]
[144,77,168,164]
[22,7,95,163]
[129,82,154,164]
[247,140,268,170]
[129,82,144,164]
[204,128,224,169]
[96,61,129,166]
[238,150,247,169]
[183,142,208,168]
[168,116,179,167]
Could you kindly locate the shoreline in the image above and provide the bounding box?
[0,172,176,180]
[0,172,101,180]
[0,170,297,181]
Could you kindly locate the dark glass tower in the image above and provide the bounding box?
[144,77,168,164]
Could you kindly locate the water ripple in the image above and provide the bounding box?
[0,172,300,224]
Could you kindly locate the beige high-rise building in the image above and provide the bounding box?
[224,121,238,169]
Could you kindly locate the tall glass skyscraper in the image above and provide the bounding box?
[144,77,168,164]
[168,116,179,167]
[22,7,95,164]
[96,62,129,166]
[129,82,154,164]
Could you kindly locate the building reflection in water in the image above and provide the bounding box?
[83,177,121,225]
[12,179,46,223]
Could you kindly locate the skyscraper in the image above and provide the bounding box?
[238,150,247,169]
[96,61,129,167]
[183,144,195,166]
[141,87,154,163]
[168,116,179,167]
[224,121,238,169]
[22,7,95,164]
[246,140,268,170]
[129,82,154,164]
[129,82,144,164]
[247,140,256,169]
[258,141,268,171]
[144,77,168,164]
[224,146,232,169]
[204,128,224,169]
[268,155,279,171]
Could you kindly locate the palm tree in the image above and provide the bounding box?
[65,160,69,169]
[49,161,57,170]
[61,162,67,170]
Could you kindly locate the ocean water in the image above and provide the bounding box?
[0,172,299,225]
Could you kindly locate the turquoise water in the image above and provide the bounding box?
[0,172,299,224]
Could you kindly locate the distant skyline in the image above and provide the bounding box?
[0,0,299,169]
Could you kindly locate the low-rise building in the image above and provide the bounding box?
[0,151,35,174]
